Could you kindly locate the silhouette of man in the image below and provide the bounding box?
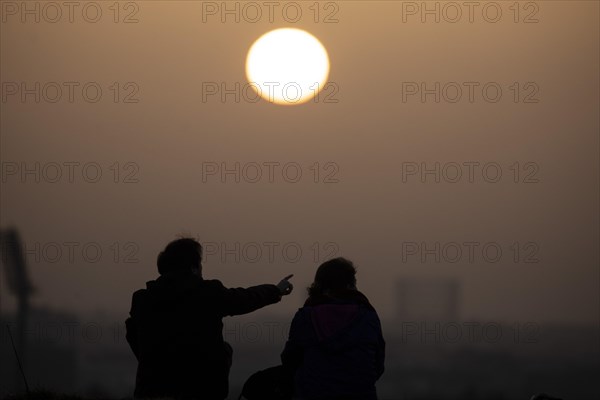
[125,238,293,400]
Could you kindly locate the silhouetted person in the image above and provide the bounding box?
[281,258,385,400]
[125,238,293,400]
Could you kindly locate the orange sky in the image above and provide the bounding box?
[1,1,598,326]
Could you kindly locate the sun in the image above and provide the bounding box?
[245,28,330,106]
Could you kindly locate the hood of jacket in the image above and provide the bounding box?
[303,290,375,349]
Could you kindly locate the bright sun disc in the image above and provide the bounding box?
[245,28,330,106]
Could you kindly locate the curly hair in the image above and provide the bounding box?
[157,237,202,275]
[308,257,357,298]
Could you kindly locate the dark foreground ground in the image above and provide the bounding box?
[1,390,567,400]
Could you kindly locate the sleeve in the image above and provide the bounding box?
[281,310,305,373]
[216,281,282,317]
[374,314,386,379]
[125,290,144,360]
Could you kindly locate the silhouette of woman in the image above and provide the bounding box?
[281,257,385,400]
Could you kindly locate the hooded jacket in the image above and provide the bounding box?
[125,270,282,399]
[281,290,385,400]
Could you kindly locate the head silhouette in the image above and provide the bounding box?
[157,238,202,275]
[308,257,357,298]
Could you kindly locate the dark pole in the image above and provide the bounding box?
[0,228,34,394]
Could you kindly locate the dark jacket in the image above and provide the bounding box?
[281,290,385,400]
[125,270,282,400]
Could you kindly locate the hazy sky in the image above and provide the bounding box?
[1,1,598,326]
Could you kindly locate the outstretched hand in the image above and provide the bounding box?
[276,274,294,296]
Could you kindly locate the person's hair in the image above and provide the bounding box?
[308,257,357,298]
[157,238,202,275]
